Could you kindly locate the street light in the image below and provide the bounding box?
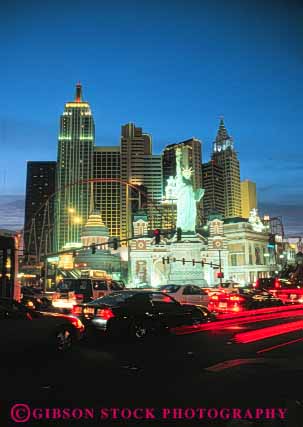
[73,216,82,224]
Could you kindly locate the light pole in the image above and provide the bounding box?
[218,249,223,286]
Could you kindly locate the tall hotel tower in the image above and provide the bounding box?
[212,119,241,218]
[120,123,162,240]
[55,83,95,250]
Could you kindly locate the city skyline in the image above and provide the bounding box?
[1,0,302,235]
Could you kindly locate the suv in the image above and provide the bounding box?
[52,278,125,311]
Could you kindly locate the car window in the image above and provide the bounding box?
[79,280,89,290]
[182,286,193,295]
[90,292,136,306]
[110,281,125,291]
[192,286,207,295]
[57,280,92,296]
[159,285,181,293]
[93,280,108,291]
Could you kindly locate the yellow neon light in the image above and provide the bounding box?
[65,103,90,108]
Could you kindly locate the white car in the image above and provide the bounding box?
[158,284,209,308]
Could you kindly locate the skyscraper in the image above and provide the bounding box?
[93,146,121,238]
[212,119,241,218]
[120,123,162,239]
[241,179,257,218]
[202,160,224,219]
[24,161,56,260]
[55,83,95,251]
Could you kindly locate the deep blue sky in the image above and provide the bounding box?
[0,0,302,234]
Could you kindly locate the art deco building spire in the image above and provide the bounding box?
[215,117,230,143]
[75,82,83,102]
[213,117,234,153]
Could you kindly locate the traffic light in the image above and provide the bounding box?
[268,234,275,249]
[112,238,119,250]
[91,243,96,254]
[154,229,161,245]
[177,227,182,242]
[192,259,196,266]
[201,261,204,267]
[182,258,185,265]
[216,272,224,279]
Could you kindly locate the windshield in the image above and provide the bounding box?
[57,279,91,294]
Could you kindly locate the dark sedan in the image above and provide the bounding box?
[21,286,52,311]
[0,297,84,355]
[72,290,214,340]
[209,288,284,313]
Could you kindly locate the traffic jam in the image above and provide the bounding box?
[3,264,303,359]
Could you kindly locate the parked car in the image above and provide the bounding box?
[158,284,209,308]
[209,288,284,313]
[72,290,215,340]
[21,286,52,310]
[0,297,84,355]
[52,278,125,311]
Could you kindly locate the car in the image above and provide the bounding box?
[52,278,125,311]
[72,290,215,340]
[208,288,284,313]
[0,297,84,356]
[21,286,52,310]
[158,284,209,308]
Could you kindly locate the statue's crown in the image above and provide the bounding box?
[182,166,194,174]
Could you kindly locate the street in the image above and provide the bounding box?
[2,309,303,422]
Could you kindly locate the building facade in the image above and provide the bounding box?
[241,179,257,218]
[93,146,121,238]
[202,160,225,219]
[73,210,121,279]
[55,83,95,251]
[223,215,272,284]
[212,119,242,218]
[24,161,56,260]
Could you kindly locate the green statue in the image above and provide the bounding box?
[175,146,204,233]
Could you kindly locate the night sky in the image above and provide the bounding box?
[0,0,302,234]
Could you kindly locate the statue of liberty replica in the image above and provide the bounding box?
[175,146,204,234]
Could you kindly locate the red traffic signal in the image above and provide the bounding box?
[216,272,224,279]
[154,229,161,245]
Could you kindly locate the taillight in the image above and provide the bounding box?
[211,295,219,301]
[274,278,281,289]
[96,308,115,320]
[63,315,84,330]
[75,293,84,300]
[72,305,83,315]
[229,295,245,302]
